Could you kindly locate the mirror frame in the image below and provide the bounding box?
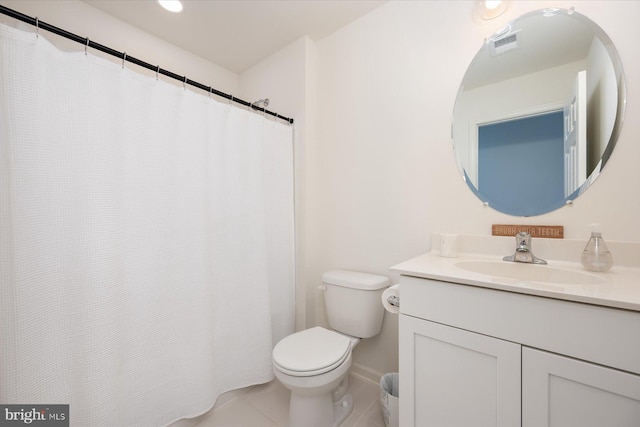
[452,8,626,216]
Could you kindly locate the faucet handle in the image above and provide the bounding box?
[504,231,547,264]
[516,231,531,247]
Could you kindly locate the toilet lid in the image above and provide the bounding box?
[273,327,351,377]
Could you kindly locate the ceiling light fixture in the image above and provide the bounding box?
[157,0,183,13]
[478,0,510,20]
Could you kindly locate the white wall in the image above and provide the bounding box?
[310,0,640,378]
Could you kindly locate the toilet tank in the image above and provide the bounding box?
[322,270,390,339]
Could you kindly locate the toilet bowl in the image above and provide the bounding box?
[273,327,359,427]
[272,270,390,427]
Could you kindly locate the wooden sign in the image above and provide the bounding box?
[492,224,564,239]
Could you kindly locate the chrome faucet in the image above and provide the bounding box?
[503,232,547,265]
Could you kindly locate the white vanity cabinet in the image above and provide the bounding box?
[399,315,521,426]
[398,275,640,427]
[522,348,640,427]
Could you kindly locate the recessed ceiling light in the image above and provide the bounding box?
[157,0,183,13]
[485,1,502,10]
[480,0,509,20]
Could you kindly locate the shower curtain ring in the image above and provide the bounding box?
[183,76,187,90]
[35,17,39,38]
[85,38,90,56]
[229,95,233,106]
[208,87,212,98]
[156,65,160,81]
[122,52,127,69]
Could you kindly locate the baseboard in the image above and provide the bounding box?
[169,417,199,427]
[350,362,385,385]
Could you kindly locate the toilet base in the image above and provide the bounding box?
[274,335,361,427]
[333,393,353,426]
[289,391,353,427]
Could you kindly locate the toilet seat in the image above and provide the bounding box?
[273,327,351,377]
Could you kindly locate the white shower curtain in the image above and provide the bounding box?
[0,23,294,426]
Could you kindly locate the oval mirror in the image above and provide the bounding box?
[452,8,626,216]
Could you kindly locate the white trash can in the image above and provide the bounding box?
[380,373,399,427]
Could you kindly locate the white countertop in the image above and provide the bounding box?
[391,252,640,312]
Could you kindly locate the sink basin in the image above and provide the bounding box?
[455,260,605,285]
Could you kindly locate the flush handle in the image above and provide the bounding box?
[387,295,400,308]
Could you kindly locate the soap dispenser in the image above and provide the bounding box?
[581,224,613,272]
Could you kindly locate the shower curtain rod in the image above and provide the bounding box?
[0,5,294,125]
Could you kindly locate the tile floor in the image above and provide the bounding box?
[193,374,385,427]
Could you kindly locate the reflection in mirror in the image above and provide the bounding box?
[453,8,626,216]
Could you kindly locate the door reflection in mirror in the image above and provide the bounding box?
[476,111,564,217]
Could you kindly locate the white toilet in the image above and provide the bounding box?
[272,270,390,427]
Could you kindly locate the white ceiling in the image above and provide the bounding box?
[84,0,386,73]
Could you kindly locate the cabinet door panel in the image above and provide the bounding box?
[523,347,640,427]
[400,315,521,427]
